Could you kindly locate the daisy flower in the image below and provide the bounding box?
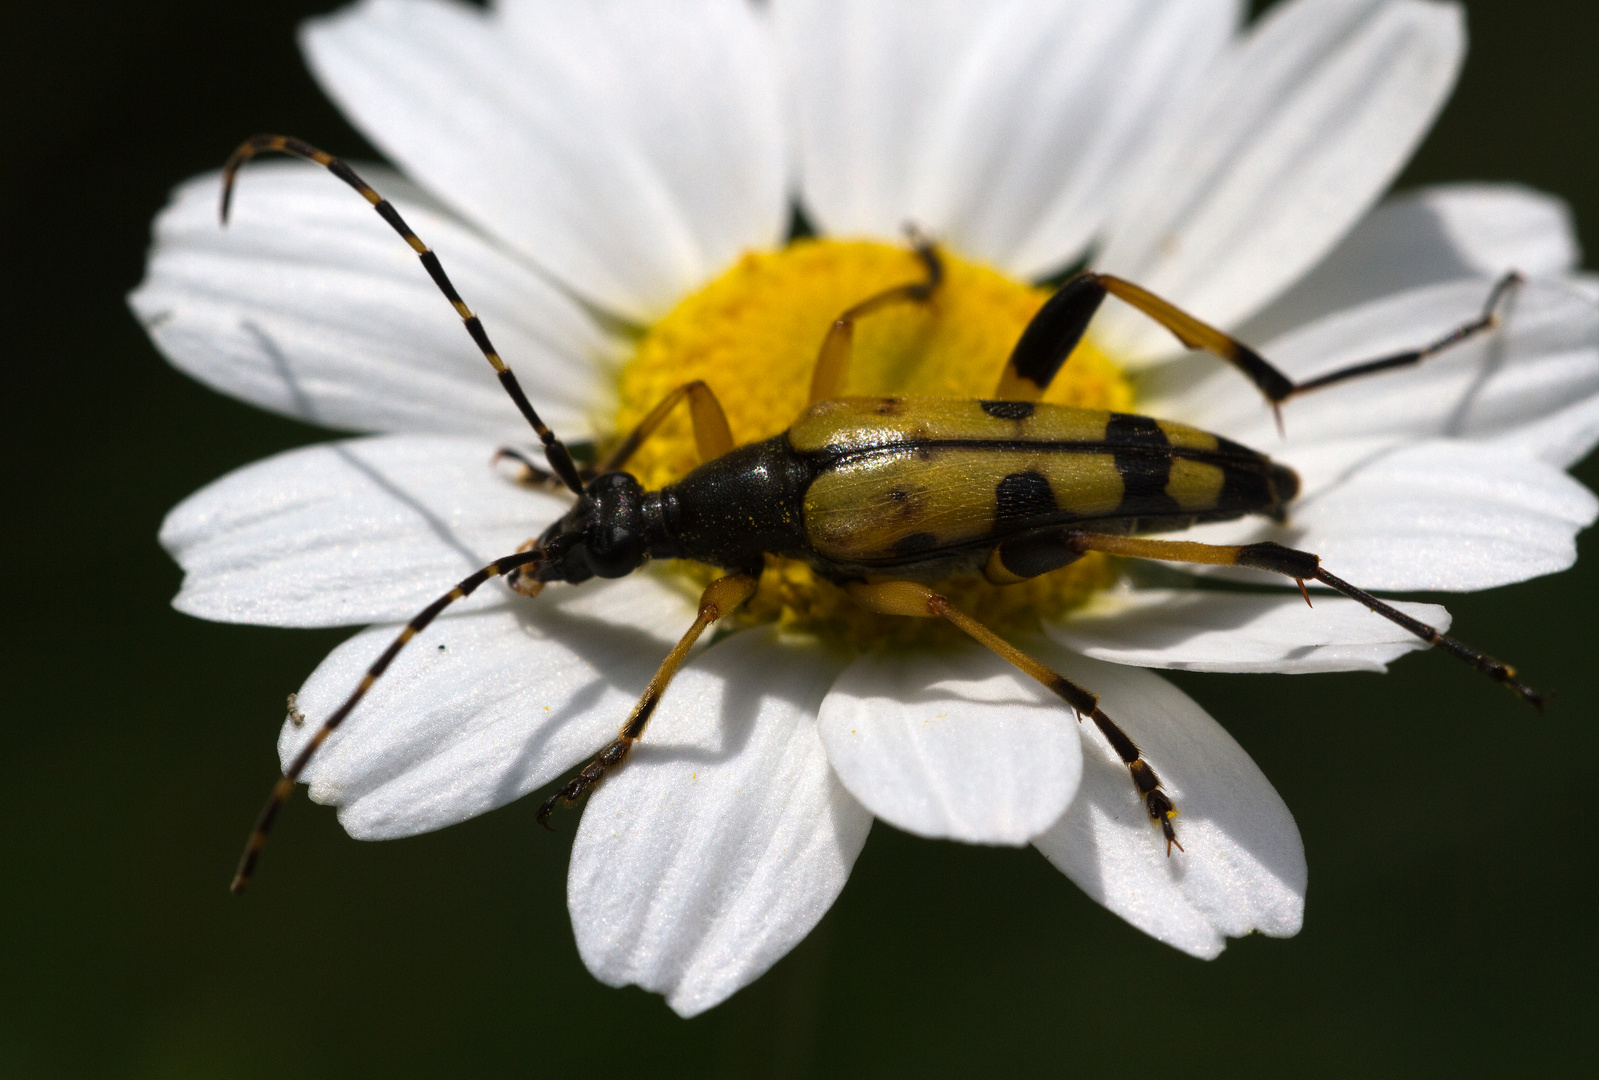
[129,0,1599,1017]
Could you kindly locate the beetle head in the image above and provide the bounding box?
[512,472,649,592]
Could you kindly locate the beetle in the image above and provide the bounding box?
[222,136,1541,893]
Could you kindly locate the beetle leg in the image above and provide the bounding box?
[496,376,730,499]
[808,236,944,404]
[492,446,601,490]
[536,569,760,828]
[846,580,1183,855]
[999,271,1520,432]
[1107,272,1516,433]
[495,377,731,498]
[597,379,735,474]
[994,274,1110,401]
[1064,531,1548,708]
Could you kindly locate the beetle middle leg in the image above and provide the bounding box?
[536,569,760,827]
[496,380,733,489]
[846,580,1183,854]
[994,270,1521,430]
[1061,530,1547,707]
[807,236,944,403]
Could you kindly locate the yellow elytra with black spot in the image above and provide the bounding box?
[622,394,1298,588]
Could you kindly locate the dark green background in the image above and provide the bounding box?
[3,1,1595,1076]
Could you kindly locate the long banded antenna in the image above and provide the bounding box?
[230,548,547,894]
[221,134,586,496]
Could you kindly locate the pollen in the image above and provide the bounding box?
[613,238,1134,645]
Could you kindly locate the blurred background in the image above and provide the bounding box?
[1,1,1595,1076]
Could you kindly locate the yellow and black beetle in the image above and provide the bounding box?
[223,136,1540,893]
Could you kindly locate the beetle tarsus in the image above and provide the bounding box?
[537,737,634,828]
[1131,760,1182,856]
[1147,790,1183,855]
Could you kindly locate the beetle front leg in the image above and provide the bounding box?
[492,446,599,491]
[536,569,760,827]
[846,580,1183,855]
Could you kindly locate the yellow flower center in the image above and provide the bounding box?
[613,238,1135,645]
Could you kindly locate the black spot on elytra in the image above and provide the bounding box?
[1187,431,1282,518]
[885,488,923,520]
[1214,434,1256,459]
[1218,463,1272,516]
[995,471,1056,523]
[980,400,1035,421]
[1106,413,1180,516]
[893,531,939,556]
[1104,412,1167,449]
[875,397,903,415]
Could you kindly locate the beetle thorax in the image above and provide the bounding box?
[612,238,1139,645]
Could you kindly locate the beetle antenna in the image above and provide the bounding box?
[220,134,586,497]
[230,547,546,894]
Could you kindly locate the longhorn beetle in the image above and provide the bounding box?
[223,136,1543,893]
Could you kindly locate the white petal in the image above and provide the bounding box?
[776,0,988,240]
[567,629,868,1018]
[1146,278,1599,463]
[1241,183,1582,344]
[1487,395,1599,471]
[160,435,563,627]
[1030,647,1305,959]
[1276,440,1597,590]
[304,0,787,321]
[283,575,697,838]
[1415,184,1582,277]
[1046,585,1449,673]
[1095,0,1464,359]
[1174,439,1599,591]
[777,0,1239,275]
[129,163,612,440]
[1001,0,1243,277]
[817,641,1083,845]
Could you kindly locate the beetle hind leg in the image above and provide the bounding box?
[1062,531,1547,707]
[846,580,1183,854]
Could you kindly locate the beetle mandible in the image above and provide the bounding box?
[221,135,1540,893]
